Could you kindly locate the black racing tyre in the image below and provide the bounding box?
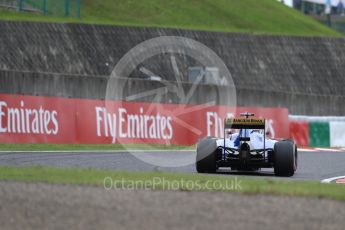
[274,140,297,177]
[285,140,298,170]
[196,137,218,173]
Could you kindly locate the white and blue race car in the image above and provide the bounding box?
[196,113,297,177]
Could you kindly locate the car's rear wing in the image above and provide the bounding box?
[222,113,268,156]
[224,118,266,130]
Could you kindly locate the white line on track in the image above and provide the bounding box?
[298,148,345,152]
[298,148,316,152]
[0,149,195,153]
[315,148,342,152]
[321,175,345,183]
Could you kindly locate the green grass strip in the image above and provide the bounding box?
[0,166,344,201]
[0,0,341,37]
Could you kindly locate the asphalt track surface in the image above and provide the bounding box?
[1,149,345,181]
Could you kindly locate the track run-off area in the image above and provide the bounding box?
[1,148,345,182]
[1,148,345,230]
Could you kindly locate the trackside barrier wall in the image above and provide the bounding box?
[0,94,289,145]
[330,122,345,147]
[309,122,330,147]
[289,116,345,147]
[289,121,309,147]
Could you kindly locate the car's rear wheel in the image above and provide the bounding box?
[196,137,218,173]
[274,140,297,177]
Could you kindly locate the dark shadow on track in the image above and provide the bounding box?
[213,168,275,177]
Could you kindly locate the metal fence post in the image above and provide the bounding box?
[18,0,23,12]
[78,0,81,18]
[41,0,46,15]
[325,0,332,27]
[301,0,305,13]
[327,14,332,27]
[65,0,69,16]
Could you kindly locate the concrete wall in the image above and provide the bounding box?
[0,21,344,115]
[0,70,229,105]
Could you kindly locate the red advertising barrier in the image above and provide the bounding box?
[0,94,289,145]
[289,121,309,147]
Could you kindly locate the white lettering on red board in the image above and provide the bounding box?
[265,119,275,139]
[0,100,59,135]
[207,112,234,137]
[95,107,173,144]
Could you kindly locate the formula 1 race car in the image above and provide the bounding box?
[196,113,297,177]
